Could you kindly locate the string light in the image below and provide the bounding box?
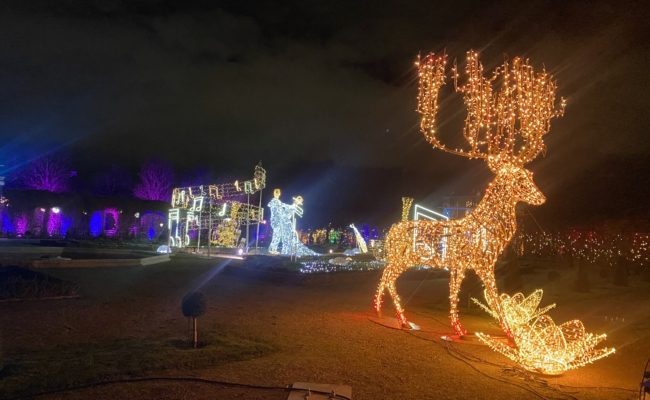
[168,164,265,248]
[401,197,413,222]
[473,290,615,375]
[374,51,565,335]
[213,202,242,247]
[519,230,649,268]
[350,224,368,253]
[267,190,318,257]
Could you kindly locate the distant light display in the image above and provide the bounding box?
[374,50,565,335]
[267,191,318,257]
[519,230,649,268]
[473,290,615,375]
[350,224,368,253]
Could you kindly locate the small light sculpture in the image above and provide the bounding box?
[350,224,368,254]
[374,51,565,335]
[473,290,615,375]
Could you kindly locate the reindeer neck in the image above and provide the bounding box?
[469,180,518,236]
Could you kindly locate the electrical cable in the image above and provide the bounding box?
[6,376,352,400]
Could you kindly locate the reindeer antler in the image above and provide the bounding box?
[417,50,566,165]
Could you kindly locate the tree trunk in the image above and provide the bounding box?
[193,317,198,348]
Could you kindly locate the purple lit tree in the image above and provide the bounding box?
[20,156,71,192]
[133,160,174,202]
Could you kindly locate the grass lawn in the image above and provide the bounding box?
[0,254,648,399]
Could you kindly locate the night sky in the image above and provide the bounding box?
[1,0,648,228]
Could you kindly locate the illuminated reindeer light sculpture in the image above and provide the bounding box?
[374,51,565,335]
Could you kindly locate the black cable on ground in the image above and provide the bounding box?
[6,376,352,400]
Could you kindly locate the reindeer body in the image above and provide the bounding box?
[375,170,532,334]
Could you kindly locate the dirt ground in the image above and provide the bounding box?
[1,255,648,399]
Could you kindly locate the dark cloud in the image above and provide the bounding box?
[0,0,648,226]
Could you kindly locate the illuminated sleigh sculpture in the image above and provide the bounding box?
[473,290,615,375]
[374,51,565,335]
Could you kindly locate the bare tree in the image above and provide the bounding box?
[20,156,71,192]
[133,160,174,202]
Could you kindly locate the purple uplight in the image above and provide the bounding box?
[47,209,61,236]
[141,211,164,241]
[33,208,46,236]
[60,214,72,237]
[90,211,103,237]
[15,213,28,236]
[1,207,14,234]
[104,208,119,237]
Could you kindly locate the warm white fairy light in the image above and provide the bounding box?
[350,224,368,253]
[473,290,615,375]
[267,190,318,257]
[374,50,564,335]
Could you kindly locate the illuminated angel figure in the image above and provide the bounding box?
[374,51,565,335]
[473,290,615,375]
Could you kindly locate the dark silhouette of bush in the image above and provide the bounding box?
[0,267,79,300]
[182,292,206,348]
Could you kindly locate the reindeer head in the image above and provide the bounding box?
[489,160,546,206]
[416,51,564,207]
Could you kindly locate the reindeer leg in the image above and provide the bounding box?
[386,280,409,328]
[449,268,467,336]
[374,279,386,318]
[478,271,510,337]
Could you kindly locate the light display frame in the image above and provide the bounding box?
[168,164,266,249]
